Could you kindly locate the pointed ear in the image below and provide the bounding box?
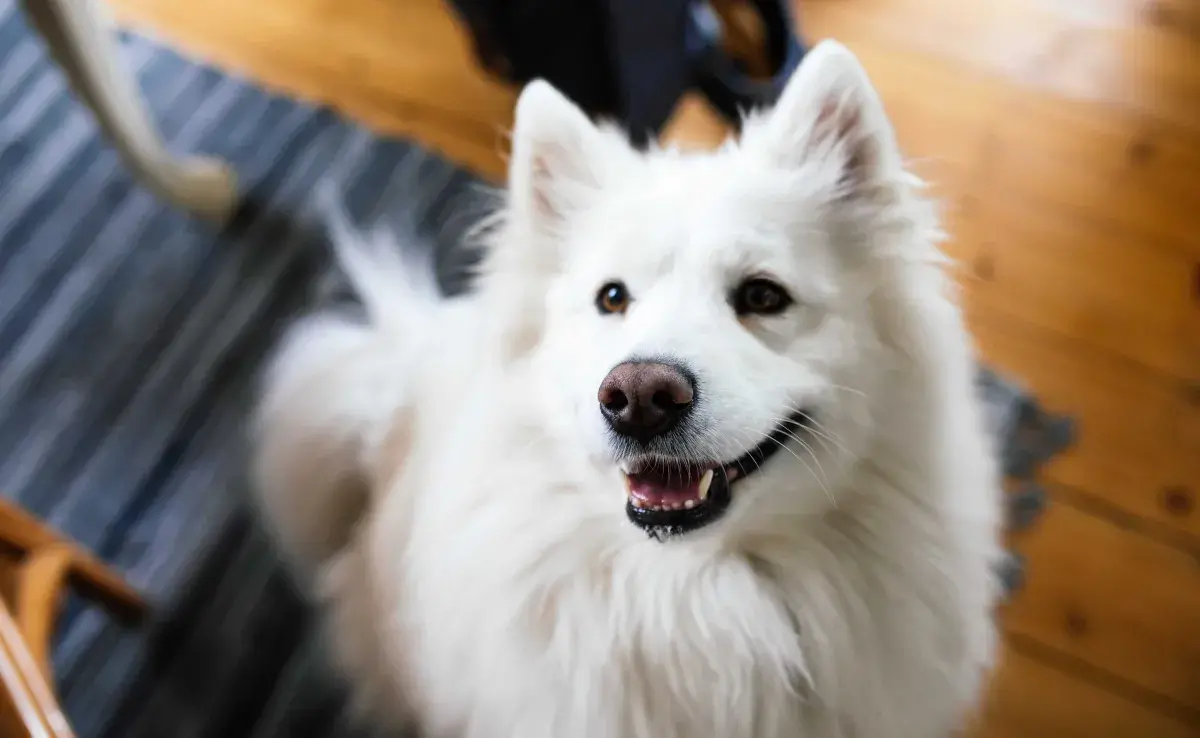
[508,80,610,233]
[747,41,902,197]
[490,81,618,362]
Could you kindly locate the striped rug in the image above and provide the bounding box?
[0,4,1071,736]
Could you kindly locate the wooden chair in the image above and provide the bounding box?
[0,498,148,738]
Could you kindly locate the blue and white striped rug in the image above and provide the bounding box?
[0,4,1070,736]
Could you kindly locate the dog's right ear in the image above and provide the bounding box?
[508,81,610,241]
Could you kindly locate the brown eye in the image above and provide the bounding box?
[596,281,631,315]
[732,278,792,316]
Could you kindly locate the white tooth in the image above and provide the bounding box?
[632,498,643,508]
[698,469,714,500]
[684,499,696,509]
[672,502,683,510]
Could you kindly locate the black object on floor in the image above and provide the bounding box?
[443,0,807,144]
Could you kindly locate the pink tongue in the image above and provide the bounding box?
[627,473,703,506]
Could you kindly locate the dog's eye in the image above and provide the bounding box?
[595,281,631,315]
[732,278,792,316]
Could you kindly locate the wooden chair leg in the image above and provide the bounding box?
[20,0,238,222]
[16,546,72,680]
[0,499,144,737]
[0,501,147,625]
[0,600,75,738]
[72,557,147,627]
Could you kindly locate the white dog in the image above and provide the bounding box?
[252,40,1004,738]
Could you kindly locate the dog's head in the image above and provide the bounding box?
[493,41,939,541]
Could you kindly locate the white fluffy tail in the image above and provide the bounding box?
[320,184,442,336]
[252,188,442,577]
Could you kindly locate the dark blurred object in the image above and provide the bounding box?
[444,0,807,145]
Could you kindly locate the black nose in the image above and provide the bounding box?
[597,361,695,443]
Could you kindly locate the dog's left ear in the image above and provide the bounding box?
[746,40,902,198]
[490,82,621,361]
[509,80,613,237]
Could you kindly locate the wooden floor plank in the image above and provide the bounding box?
[803,0,1200,135]
[834,42,1200,259]
[984,93,1200,260]
[967,308,1198,540]
[1000,499,1200,714]
[945,193,1196,380]
[1033,0,1200,34]
[971,645,1198,738]
[110,0,516,180]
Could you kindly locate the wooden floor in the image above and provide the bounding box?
[103,0,1198,736]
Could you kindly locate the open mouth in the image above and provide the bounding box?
[623,410,812,539]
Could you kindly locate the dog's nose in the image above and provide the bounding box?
[598,362,694,442]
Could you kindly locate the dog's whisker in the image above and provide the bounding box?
[795,439,836,505]
[809,426,853,457]
[774,412,851,456]
[778,439,837,509]
[730,428,769,476]
[775,427,833,492]
[731,438,759,474]
[795,422,853,458]
[828,384,867,399]
[805,431,841,459]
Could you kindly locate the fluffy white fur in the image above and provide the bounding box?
[252,41,1004,738]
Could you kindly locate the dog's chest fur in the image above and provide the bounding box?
[356,393,994,738]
